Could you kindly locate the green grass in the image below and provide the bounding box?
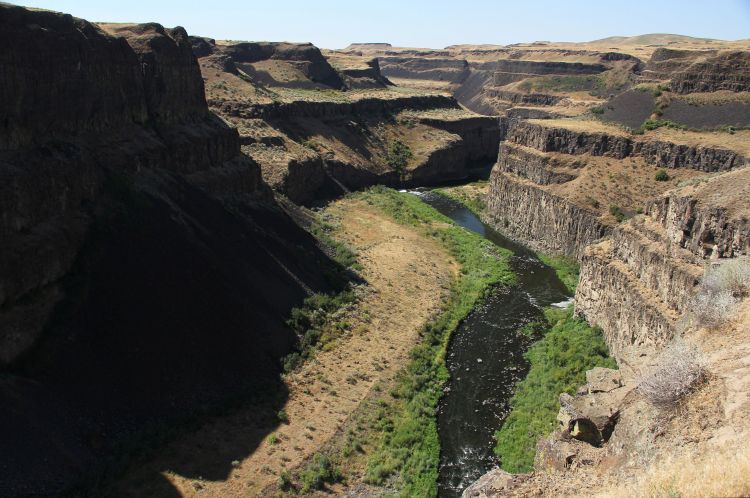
[517,74,603,94]
[641,119,686,132]
[433,182,488,217]
[535,253,580,294]
[494,307,616,473]
[357,186,514,497]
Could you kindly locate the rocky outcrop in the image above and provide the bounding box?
[461,468,529,498]
[485,169,608,258]
[576,169,750,357]
[339,58,393,88]
[378,56,470,83]
[488,59,606,86]
[211,93,457,120]
[416,115,501,163]
[647,170,750,259]
[496,143,578,184]
[507,121,747,172]
[484,88,562,105]
[670,51,750,93]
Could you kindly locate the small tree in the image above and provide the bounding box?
[386,140,412,180]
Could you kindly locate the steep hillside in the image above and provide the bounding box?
[0,6,344,496]
[193,38,501,203]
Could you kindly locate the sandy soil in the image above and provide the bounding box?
[108,198,457,497]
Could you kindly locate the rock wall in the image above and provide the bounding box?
[575,169,750,356]
[507,121,747,172]
[485,167,608,258]
[670,51,750,93]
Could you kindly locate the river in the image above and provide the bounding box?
[410,191,571,497]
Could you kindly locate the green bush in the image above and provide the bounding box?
[590,106,605,115]
[386,140,413,179]
[641,119,686,131]
[299,453,341,493]
[655,169,670,182]
[282,290,357,372]
[609,205,627,223]
[494,307,616,473]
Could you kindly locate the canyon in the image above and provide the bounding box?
[1,3,750,498]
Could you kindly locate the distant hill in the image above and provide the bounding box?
[588,33,721,45]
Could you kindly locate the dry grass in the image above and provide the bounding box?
[528,118,631,136]
[636,340,707,408]
[527,117,750,156]
[604,441,750,498]
[107,200,458,497]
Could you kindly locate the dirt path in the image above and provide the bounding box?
[110,198,457,497]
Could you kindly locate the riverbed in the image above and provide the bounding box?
[411,191,570,497]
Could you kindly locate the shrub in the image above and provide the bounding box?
[385,140,413,179]
[299,453,340,493]
[277,409,289,424]
[278,471,292,491]
[641,120,686,131]
[609,205,627,223]
[655,169,670,181]
[690,258,750,328]
[590,106,605,115]
[703,258,750,298]
[637,340,706,408]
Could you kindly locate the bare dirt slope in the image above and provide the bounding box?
[108,198,457,497]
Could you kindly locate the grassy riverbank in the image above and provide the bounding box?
[357,186,514,497]
[494,307,616,473]
[434,184,580,294]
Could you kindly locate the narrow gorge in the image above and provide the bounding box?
[2,3,750,498]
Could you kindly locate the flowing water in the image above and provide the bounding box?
[411,191,571,497]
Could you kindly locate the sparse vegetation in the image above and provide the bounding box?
[283,290,358,372]
[357,186,514,497]
[637,340,707,408]
[494,307,616,473]
[434,181,488,217]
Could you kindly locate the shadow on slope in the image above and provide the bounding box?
[0,170,347,497]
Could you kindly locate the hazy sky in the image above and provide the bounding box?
[20,0,750,49]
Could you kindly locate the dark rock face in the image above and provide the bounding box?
[670,51,750,93]
[102,23,209,124]
[0,5,146,149]
[507,121,747,172]
[0,6,342,496]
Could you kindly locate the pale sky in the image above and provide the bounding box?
[18,0,750,49]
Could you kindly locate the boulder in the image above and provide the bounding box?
[535,435,578,472]
[462,468,529,498]
[586,367,623,393]
[557,389,625,446]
